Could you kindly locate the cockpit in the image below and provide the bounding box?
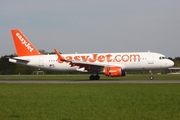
[159,56,168,60]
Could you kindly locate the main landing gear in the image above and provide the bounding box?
[89,74,100,80]
[149,70,154,80]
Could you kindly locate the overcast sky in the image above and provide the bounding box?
[0,0,179,58]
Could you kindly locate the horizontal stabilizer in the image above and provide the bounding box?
[9,57,30,64]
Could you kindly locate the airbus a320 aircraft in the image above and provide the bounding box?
[9,30,174,80]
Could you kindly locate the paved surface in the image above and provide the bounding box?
[0,80,180,83]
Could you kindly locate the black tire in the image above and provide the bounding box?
[89,75,100,80]
[150,76,154,80]
[95,75,100,80]
[89,75,94,80]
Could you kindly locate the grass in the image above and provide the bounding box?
[0,84,180,120]
[0,74,180,80]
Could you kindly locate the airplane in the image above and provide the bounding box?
[9,29,174,80]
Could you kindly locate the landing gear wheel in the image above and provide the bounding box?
[89,74,100,80]
[95,74,100,80]
[89,75,94,80]
[149,76,154,80]
[149,70,154,80]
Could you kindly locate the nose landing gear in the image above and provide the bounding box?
[149,70,154,80]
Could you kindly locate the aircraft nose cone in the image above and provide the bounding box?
[169,60,174,67]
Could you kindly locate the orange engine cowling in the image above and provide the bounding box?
[104,66,126,77]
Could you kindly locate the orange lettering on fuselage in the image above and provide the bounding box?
[81,56,89,62]
[89,54,98,62]
[122,55,129,62]
[65,56,72,63]
[98,55,105,62]
[130,54,140,62]
[74,56,80,61]
[57,53,140,63]
[106,54,112,62]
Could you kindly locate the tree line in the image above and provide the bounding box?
[0,53,180,75]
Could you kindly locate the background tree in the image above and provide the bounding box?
[0,54,37,75]
[0,55,16,74]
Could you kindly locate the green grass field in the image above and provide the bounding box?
[0,74,180,80]
[0,74,180,119]
[0,83,180,120]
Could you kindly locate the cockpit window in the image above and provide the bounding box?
[159,57,167,60]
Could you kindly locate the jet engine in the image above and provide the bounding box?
[104,66,126,77]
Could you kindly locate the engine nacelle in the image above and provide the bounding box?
[104,66,126,77]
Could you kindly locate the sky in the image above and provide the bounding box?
[0,0,180,58]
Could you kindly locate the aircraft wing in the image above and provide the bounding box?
[70,60,105,67]
[70,60,106,72]
[54,49,126,72]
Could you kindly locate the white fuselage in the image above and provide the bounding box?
[9,52,174,72]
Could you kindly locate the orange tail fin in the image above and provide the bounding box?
[11,30,42,56]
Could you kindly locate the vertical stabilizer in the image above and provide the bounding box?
[11,30,42,56]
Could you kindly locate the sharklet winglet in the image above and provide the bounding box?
[54,49,67,62]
